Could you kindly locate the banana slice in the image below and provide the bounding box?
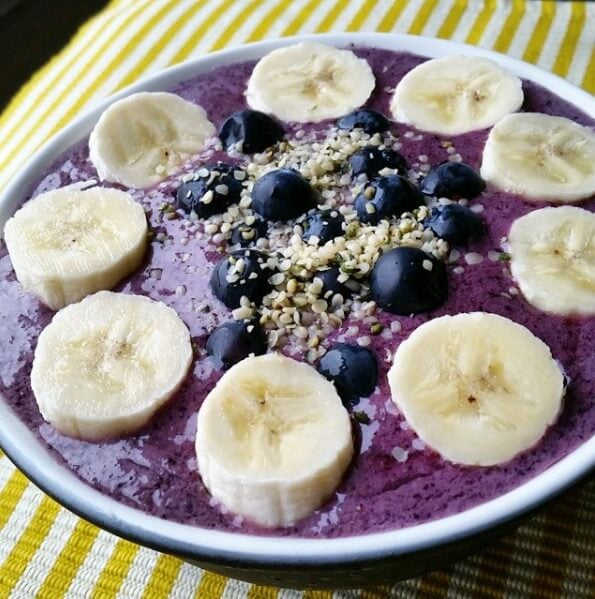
[481,113,595,202]
[89,92,215,189]
[246,42,375,123]
[390,55,523,135]
[388,313,564,466]
[31,291,192,440]
[3,185,147,311]
[509,206,595,315]
[195,353,353,528]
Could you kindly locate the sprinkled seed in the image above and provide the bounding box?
[269,272,286,286]
[312,299,328,313]
[422,259,433,271]
[453,266,465,274]
[232,306,252,320]
[464,252,483,265]
[357,336,371,347]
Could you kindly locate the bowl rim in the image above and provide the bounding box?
[0,31,594,568]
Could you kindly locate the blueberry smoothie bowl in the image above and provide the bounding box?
[0,34,593,588]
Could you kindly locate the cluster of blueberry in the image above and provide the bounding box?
[174,108,486,407]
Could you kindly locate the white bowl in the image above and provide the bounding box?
[1,33,593,589]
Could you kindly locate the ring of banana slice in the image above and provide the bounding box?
[2,42,594,530]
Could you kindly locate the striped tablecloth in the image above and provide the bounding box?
[0,1,593,597]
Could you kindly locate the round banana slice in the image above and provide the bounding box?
[31,291,193,440]
[390,55,523,135]
[89,92,215,189]
[509,206,595,315]
[481,113,595,202]
[246,42,375,123]
[388,313,564,467]
[195,353,353,528]
[3,185,147,311]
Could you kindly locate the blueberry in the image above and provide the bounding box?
[176,163,243,217]
[316,267,353,298]
[206,320,267,369]
[318,343,378,405]
[210,249,272,308]
[251,168,318,222]
[426,204,485,246]
[350,146,408,179]
[302,210,344,244]
[370,247,448,315]
[219,110,284,154]
[337,109,390,135]
[355,175,424,225]
[230,218,268,247]
[420,162,485,199]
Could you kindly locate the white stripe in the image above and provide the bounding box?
[181,0,256,56]
[450,2,482,43]
[566,15,592,87]
[147,0,233,68]
[8,508,77,598]
[503,513,547,593]
[0,485,44,565]
[87,0,203,107]
[169,561,205,597]
[0,0,169,188]
[481,6,510,50]
[222,578,251,598]
[115,546,160,599]
[395,0,428,33]
[328,0,365,31]
[277,588,304,598]
[64,530,119,598]
[0,457,16,490]
[283,0,337,34]
[420,0,456,37]
[0,0,149,171]
[536,1,572,73]
[506,4,538,59]
[353,0,396,31]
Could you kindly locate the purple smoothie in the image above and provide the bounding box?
[0,48,593,538]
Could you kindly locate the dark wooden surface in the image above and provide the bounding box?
[0,0,108,109]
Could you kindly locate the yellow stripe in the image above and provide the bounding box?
[493,0,526,54]
[552,1,586,78]
[315,0,350,32]
[303,591,334,599]
[210,0,267,51]
[140,554,183,599]
[90,540,139,599]
[247,584,279,599]
[436,0,468,39]
[581,46,595,93]
[522,0,556,65]
[465,0,497,46]
[346,0,377,32]
[114,0,214,90]
[0,498,60,593]
[170,0,238,64]
[281,0,321,36]
[377,0,410,32]
[0,0,120,134]
[35,519,101,597]
[246,0,296,42]
[195,571,228,598]
[408,0,440,35]
[0,470,28,530]
[0,0,155,174]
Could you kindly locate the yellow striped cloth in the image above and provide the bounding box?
[0,1,593,597]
